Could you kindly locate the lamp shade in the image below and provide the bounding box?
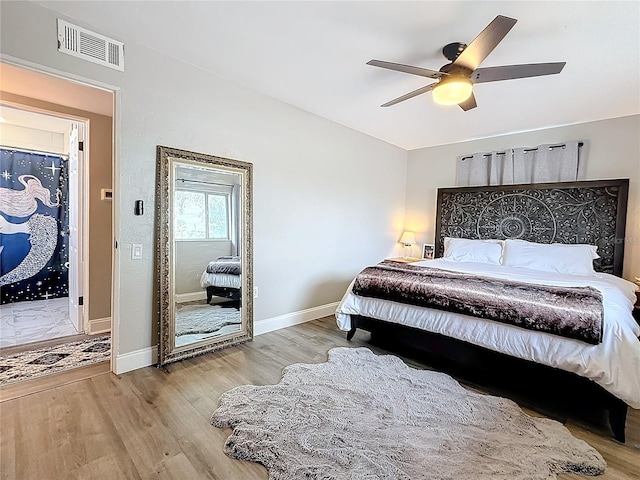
[399,231,416,246]
[432,76,473,105]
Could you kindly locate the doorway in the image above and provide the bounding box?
[0,61,115,387]
[0,105,87,348]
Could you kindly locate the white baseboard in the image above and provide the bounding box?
[115,345,158,374]
[176,291,207,303]
[87,317,111,335]
[254,302,338,336]
[114,302,337,374]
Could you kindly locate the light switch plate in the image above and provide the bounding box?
[131,243,143,260]
[100,188,113,201]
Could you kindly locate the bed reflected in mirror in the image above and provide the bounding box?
[157,146,253,365]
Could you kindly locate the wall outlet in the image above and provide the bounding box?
[253,287,259,299]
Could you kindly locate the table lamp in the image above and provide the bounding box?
[399,231,416,259]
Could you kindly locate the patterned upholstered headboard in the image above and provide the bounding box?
[435,179,629,276]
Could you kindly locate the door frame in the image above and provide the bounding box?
[1,54,120,373]
[68,121,86,332]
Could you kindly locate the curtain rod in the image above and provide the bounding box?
[1,145,69,160]
[176,178,234,188]
[460,142,583,161]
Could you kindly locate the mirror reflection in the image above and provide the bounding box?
[157,146,253,365]
[174,164,243,347]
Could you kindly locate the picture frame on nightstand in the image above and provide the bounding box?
[422,244,434,260]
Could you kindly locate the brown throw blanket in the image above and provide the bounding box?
[206,256,241,275]
[352,261,603,344]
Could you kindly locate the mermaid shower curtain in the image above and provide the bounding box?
[0,149,69,304]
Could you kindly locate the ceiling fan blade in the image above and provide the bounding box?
[472,62,566,83]
[454,15,517,71]
[367,60,446,80]
[458,92,477,111]
[381,84,436,107]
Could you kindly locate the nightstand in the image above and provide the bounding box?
[633,291,640,325]
[386,257,422,264]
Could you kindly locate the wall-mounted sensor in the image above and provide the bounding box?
[134,200,144,216]
[100,188,113,201]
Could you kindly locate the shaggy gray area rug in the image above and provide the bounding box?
[211,347,606,480]
[175,304,240,336]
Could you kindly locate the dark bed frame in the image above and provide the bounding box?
[206,286,241,308]
[347,179,631,442]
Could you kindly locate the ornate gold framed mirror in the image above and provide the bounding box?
[157,146,253,365]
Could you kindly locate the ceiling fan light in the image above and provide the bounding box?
[432,77,473,105]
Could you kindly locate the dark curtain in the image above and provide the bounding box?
[0,149,69,304]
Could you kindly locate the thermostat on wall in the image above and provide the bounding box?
[101,188,113,201]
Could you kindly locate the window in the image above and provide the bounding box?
[208,193,229,239]
[175,190,229,240]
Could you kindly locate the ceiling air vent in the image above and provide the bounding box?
[57,19,124,72]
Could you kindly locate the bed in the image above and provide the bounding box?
[335,179,639,442]
[200,256,241,306]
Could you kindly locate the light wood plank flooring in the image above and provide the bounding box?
[0,361,111,403]
[1,317,638,480]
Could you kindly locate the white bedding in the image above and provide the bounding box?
[200,271,241,289]
[335,259,640,409]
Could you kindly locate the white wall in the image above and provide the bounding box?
[406,115,640,280]
[0,1,408,359]
[175,241,231,296]
[0,123,66,154]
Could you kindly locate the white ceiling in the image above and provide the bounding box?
[37,1,640,150]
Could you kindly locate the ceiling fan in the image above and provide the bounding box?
[368,15,566,111]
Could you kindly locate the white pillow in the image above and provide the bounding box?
[501,239,599,275]
[442,237,503,265]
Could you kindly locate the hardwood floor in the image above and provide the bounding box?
[0,361,111,403]
[1,316,638,479]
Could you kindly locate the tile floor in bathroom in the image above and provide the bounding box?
[0,297,79,348]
